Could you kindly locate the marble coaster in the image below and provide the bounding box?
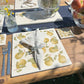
[56,28,74,39]
[0,34,6,45]
[15,11,63,25]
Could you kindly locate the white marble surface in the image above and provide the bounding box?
[15,11,63,25]
[11,28,72,77]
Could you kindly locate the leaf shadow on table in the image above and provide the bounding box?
[30,37,84,84]
[67,27,84,73]
[70,26,84,44]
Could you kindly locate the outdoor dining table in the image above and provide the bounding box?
[0,0,84,84]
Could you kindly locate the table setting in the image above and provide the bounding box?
[0,0,73,77]
[0,0,84,83]
[11,28,72,77]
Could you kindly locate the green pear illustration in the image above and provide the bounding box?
[44,38,49,43]
[50,37,58,44]
[58,54,66,63]
[42,47,46,53]
[16,59,26,69]
[0,35,4,40]
[17,34,26,40]
[49,45,58,53]
[18,44,24,48]
[44,56,53,66]
[28,58,37,68]
[15,49,24,59]
[47,31,53,36]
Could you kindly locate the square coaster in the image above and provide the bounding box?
[0,34,6,45]
[56,28,74,39]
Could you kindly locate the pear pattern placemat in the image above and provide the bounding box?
[11,28,72,77]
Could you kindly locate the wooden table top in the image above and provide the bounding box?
[0,0,84,84]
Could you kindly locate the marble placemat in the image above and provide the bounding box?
[15,11,63,25]
[11,28,72,77]
[56,28,74,39]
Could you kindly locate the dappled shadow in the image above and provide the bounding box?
[70,36,84,44]
[14,26,84,83]
[70,27,84,44]
[30,29,84,82]
[71,27,83,35]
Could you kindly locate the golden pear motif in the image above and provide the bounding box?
[58,54,66,63]
[0,35,4,40]
[17,34,26,40]
[47,31,53,36]
[49,46,58,53]
[50,37,58,44]
[16,59,26,69]
[15,50,24,59]
[28,58,38,68]
[44,56,53,66]
[44,38,49,43]
[42,47,46,53]
[18,44,24,48]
